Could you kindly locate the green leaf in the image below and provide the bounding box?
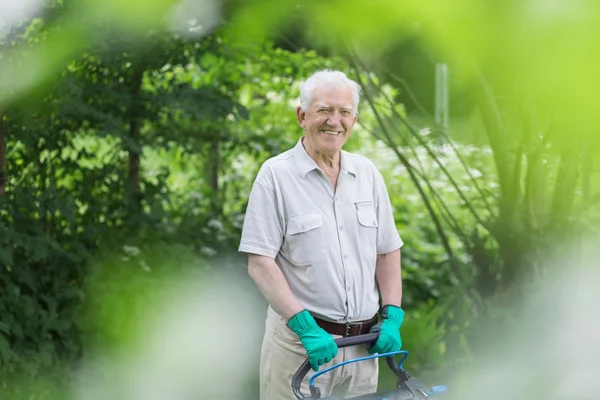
[31,239,49,262]
[0,248,13,265]
[0,334,14,363]
[0,321,10,335]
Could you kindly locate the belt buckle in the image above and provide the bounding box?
[344,322,351,337]
[345,321,363,336]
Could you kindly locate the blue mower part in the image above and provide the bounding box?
[291,332,448,400]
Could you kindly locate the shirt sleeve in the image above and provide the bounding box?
[238,166,284,259]
[374,168,404,254]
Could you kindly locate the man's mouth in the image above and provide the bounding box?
[321,130,342,136]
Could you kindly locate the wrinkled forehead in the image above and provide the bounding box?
[311,83,354,110]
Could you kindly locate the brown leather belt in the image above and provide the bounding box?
[313,314,379,337]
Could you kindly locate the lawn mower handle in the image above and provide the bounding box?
[292,332,395,392]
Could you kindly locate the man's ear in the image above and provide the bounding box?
[296,106,306,128]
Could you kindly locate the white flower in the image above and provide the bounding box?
[469,168,483,178]
[139,260,151,272]
[207,219,224,231]
[123,245,141,257]
[200,246,217,257]
[418,127,432,136]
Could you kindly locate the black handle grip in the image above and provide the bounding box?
[291,332,380,398]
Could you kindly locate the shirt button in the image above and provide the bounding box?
[339,225,343,231]
[343,254,348,260]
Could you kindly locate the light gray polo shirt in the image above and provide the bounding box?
[238,137,403,322]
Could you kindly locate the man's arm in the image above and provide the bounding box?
[248,254,304,320]
[369,248,404,354]
[375,249,402,307]
[249,253,339,371]
[238,167,303,319]
[372,167,403,308]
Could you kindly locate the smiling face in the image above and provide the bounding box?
[297,82,357,156]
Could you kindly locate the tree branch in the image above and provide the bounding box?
[351,48,493,232]
[360,123,472,246]
[472,69,513,214]
[348,57,455,261]
[0,111,6,196]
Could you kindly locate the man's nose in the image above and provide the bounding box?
[327,111,342,126]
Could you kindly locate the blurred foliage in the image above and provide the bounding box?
[1,0,600,398]
[354,126,498,305]
[222,0,600,290]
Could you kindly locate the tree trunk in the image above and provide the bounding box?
[126,68,144,217]
[206,137,222,216]
[37,141,48,233]
[0,112,6,197]
[471,228,499,298]
[550,142,580,228]
[581,143,591,203]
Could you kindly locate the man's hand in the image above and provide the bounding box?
[248,255,337,371]
[288,310,338,372]
[368,305,405,354]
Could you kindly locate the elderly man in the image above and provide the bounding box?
[238,69,405,399]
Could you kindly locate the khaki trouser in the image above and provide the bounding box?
[259,306,379,400]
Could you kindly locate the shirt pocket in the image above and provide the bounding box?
[284,213,325,266]
[355,201,378,259]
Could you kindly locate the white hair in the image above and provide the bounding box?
[299,69,361,116]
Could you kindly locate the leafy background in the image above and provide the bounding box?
[1,0,599,399]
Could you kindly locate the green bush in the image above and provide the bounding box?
[350,122,497,307]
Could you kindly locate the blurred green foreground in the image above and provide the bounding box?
[1,0,599,398]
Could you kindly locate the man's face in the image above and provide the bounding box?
[297,83,357,155]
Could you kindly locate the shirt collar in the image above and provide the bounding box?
[293,136,356,178]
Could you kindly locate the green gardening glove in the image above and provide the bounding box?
[288,310,338,372]
[368,305,405,354]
